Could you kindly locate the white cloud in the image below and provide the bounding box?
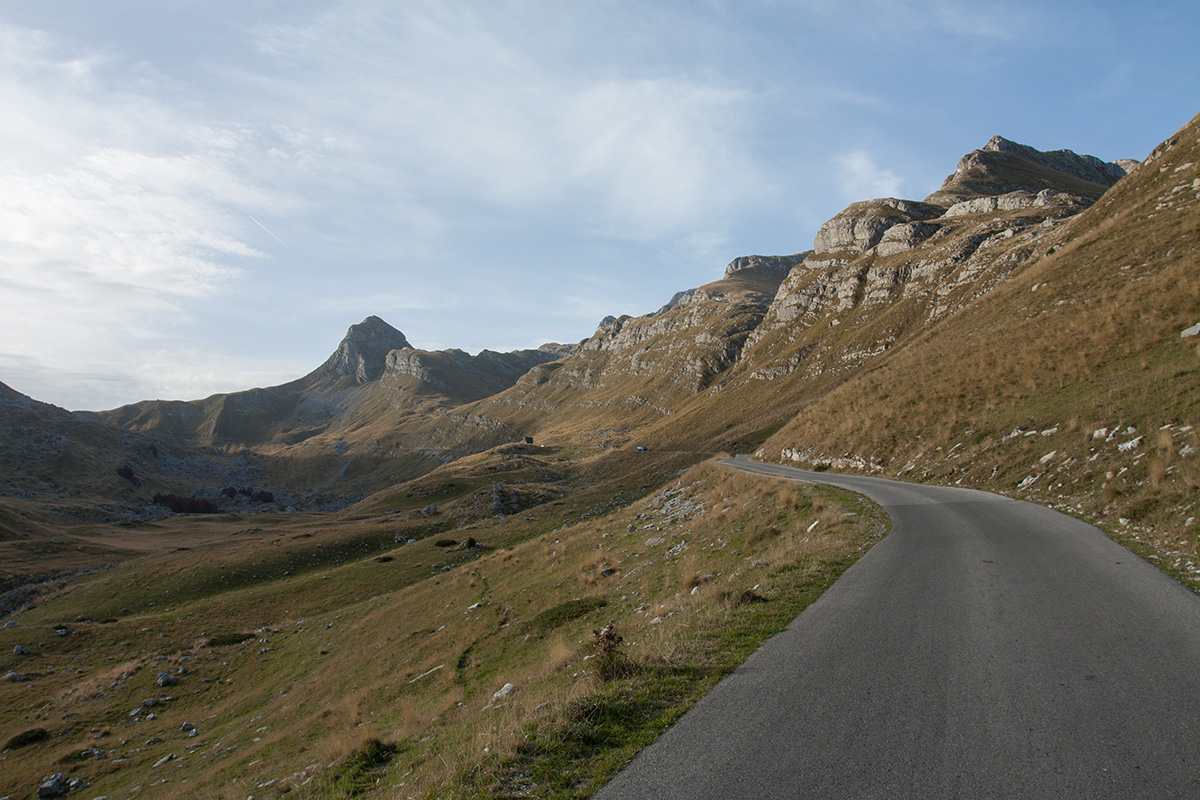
[241,3,766,241]
[0,21,307,406]
[834,150,904,203]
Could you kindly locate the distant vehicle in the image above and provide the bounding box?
[636,446,648,451]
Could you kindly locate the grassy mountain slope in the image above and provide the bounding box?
[760,112,1200,584]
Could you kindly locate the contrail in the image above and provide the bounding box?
[247,214,287,247]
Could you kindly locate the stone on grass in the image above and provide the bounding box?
[37,773,68,798]
[490,683,517,705]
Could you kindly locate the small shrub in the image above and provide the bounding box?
[592,622,633,682]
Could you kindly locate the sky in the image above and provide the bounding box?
[1,1,1197,411]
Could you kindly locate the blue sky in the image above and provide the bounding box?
[1,1,1197,410]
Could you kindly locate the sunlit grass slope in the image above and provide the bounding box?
[761,112,1200,584]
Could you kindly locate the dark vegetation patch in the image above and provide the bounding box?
[326,738,403,796]
[531,598,607,631]
[153,494,219,514]
[205,632,256,647]
[4,728,50,750]
[115,463,141,486]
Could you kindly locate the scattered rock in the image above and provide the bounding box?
[490,683,517,706]
[13,644,29,655]
[156,671,177,687]
[37,773,68,798]
[4,670,28,683]
[152,753,175,768]
[1181,322,1200,338]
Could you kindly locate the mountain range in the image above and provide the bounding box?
[1,109,1198,797]
[4,116,1197,526]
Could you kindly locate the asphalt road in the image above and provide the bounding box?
[593,456,1200,799]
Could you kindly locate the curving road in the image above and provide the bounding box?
[594,456,1200,799]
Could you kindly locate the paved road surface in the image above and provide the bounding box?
[593,456,1200,799]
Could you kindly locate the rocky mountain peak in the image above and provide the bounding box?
[981,135,1133,185]
[927,136,1136,205]
[317,315,413,384]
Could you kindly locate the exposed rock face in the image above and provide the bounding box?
[874,221,941,256]
[943,188,1087,218]
[317,315,412,384]
[477,259,795,433]
[739,136,1138,382]
[812,199,943,255]
[723,254,807,279]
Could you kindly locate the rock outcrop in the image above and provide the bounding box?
[812,199,943,255]
[723,254,806,279]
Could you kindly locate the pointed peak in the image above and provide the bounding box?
[320,317,412,384]
[346,315,407,342]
